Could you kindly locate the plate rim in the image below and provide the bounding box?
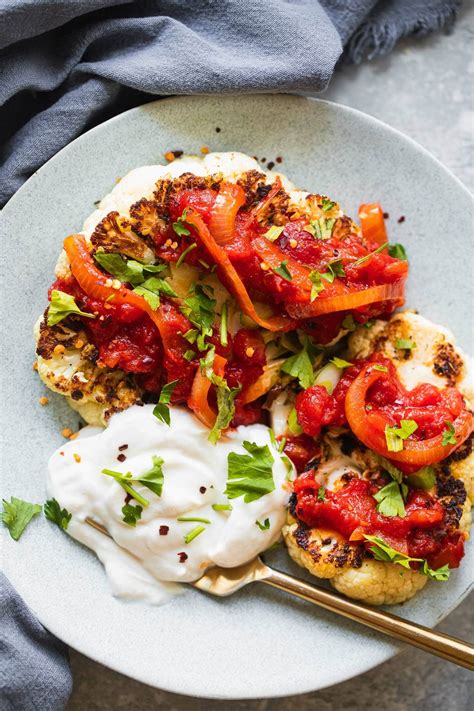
[2,94,473,699]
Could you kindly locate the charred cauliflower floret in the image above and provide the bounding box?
[90,211,156,263]
[347,310,474,407]
[35,315,141,426]
[283,433,469,605]
[331,559,428,606]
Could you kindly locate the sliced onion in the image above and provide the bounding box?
[314,362,343,395]
[209,182,246,244]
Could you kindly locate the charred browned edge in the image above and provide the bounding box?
[437,465,467,531]
[236,170,269,208]
[291,520,363,569]
[153,172,223,213]
[90,211,154,260]
[444,430,473,464]
[36,310,87,359]
[432,341,464,386]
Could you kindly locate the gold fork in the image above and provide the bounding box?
[85,517,473,670]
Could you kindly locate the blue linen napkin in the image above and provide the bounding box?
[0,1,460,708]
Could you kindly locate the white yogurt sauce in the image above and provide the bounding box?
[48,406,293,604]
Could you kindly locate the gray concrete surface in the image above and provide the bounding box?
[67,6,473,709]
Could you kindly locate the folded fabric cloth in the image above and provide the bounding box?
[0,1,460,709]
[0,0,460,207]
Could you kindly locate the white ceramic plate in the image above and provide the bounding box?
[1,96,473,699]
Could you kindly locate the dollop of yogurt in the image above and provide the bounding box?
[48,406,293,604]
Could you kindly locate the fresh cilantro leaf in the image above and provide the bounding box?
[422,561,450,581]
[388,243,407,260]
[138,455,165,497]
[153,380,179,426]
[317,486,326,502]
[122,503,142,526]
[442,421,457,446]
[406,466,436,490]
[307,217,336,240]
[177,516,211,523]
[208,384,240,444]
[184,525,206,543]
[101,470,150,507]
[181,284,216,334]
[281,344,314,389]
[273,260,293,282]
[44,498,72,530]
[256,518,270,531]
[183,328,199,344]
[184,349,195,361]
[373,364,388,372]
[287,407,303,436]
[321,197,336,212]
[264,225,285,242]
[1,497,42,540]
[173,208,191,237]
[48,290,95,326]
[342,314,357,331]
[176,242,197,267]
[309,270,324,301]
[364,535,450,581]
[395,338,416,350]
[326,259,346,280]
[352,243,389,267]
[133,284,160,309]
[133,276,178,310]
[330,357,352,369]
[94,253,167,285]
[225,441,275,503]
[373,481,406,518]
[385,419,418,452]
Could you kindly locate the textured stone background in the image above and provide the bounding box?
[67,5,473,709]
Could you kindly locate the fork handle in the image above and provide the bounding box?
[261,567,474,670]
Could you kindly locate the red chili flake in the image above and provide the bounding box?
[383,212,389,219]
[59,451,65,456]
[267,161,275,170]
[159,525,169,536]
[178,552,188,563]
[398,215,405,223]
[276,156,283,164]
[199,486,207,494]
[215,127,221,133]
[117,453,126,462]
[118,444,128,451]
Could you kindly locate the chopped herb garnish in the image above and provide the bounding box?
[212,503,233,511]
[172,208,191,237]
[287,407,303,436]
[220,301,228,347]
[256,518,270,531]
[364,535,450,581]
[94,252,167,286]
[181,284,216,338]
[133,275,177,310]
[2,497,42,540]
[321,197,336,212]
[183,328,199,344]
[442,421,457,446]
[184,525,205,544]
[264,225,285,242]
[385,419,418,452]
[48,290,95,326]
[342,314,357,331]
[281,343,314,389]
[308,270,324,301]
[153,380,179,426]
[317,486,326,502]
[373,481,406,518]
[101,469,150,507]
[208,384,240,445]
[388,243,407,260]
[176,242,197,267]
[122,503,142,527]
[177,516,211,524]
[352,242,389,267]
[395,338,416,350]
[273,260,293,282]
[373,364,388,373]
[225,441,275,503]
[330,357,352,369]
[184,349,195,361]
[139,455,165,497]
[44,498,72,530]
[325,259,346,281]
[406,466,436,490]
[364,319,375,329]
